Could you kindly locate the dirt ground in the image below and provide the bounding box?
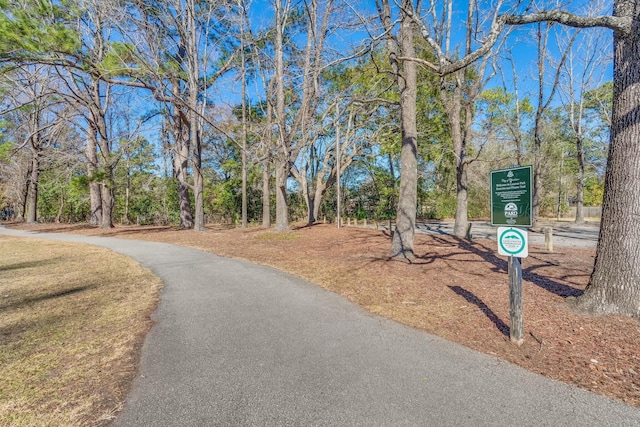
[8,222,640,408]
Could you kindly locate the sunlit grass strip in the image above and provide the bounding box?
[0,236,162,426]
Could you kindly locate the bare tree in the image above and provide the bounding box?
[375,0,506,254]
[271,0,289,230]
[238,0,250,228]
[107,0,238,230]
[556,25,610,224]
[527,22,577,226]
[291,100,371,224]
[0,0,120,227]
[477,55,533,167]
[269,0,340,230]
[244,20,274,229]
[262,95,274,228]
[434,1,504,238]
[376,0,419,258]
[1,65,68,223]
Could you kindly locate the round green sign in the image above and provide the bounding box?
[499,228,526,255]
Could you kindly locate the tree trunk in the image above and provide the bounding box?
[193,164,204,230]
[87,129,102,226]
[174,148,194,229]
[89,183,102,225]
[89,81,115,230]
[173,110,194,229]
[124,178,131,225]
[18,161,31,222]
[26,146,40,224]
[575,136,585,224]
[240,24,248,229]
[532,24,546,228]
[262,155,271,228]
[55,189,65,223]
[274,158,289,231]
[262,100,273,229]
[193,161,204,230]
[298,170,313,223]
[273,0,289,232]
[96,116,115,229]
[307,196,316,224]
[312,182,327,224]
[448,83,469,239]
[454,160,469,237]
[390,0,418,259]
[293,165,317,224]
[99,168,114,229]
[186,0,204,232]
[124,153,131,225]
[532,131,544,227]
[241,141,248,228]
[576,2,640,318]
[191,103,205,232]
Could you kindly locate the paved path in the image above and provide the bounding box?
[1,226,637,426]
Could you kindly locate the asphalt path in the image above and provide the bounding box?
[1,226,637,426]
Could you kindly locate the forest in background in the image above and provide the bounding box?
[0,0,612,229]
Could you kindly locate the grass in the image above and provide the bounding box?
[0,236,162,426]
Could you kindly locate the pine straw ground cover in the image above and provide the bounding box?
[0,236,161,426]
[10,222,640,409]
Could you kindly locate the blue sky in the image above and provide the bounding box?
[217,1,613,107]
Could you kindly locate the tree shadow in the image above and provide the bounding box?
[292,222,325,230]
[448,285,510,337]
[0,257,63,272]
[455,238,583,298]
[25,224,96,233]
[15,223,188,237]
[0,285,94,311]
[0,312,68,347]
[97,226,184,237]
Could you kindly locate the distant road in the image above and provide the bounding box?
[414,221,599,249]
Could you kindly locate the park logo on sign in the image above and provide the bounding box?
[504,202,518,219]
[505,202,518,225]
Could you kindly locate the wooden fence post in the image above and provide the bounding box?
[544,227,553,252]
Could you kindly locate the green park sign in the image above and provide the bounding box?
[490,165,533,227]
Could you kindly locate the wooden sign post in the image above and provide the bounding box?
[491,166,532,347]
[498,227,528,346]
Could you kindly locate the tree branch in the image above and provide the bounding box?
[502,12,632,37]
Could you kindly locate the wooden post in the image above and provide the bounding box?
[544,226,553,252]
[347,217,351,226]
[364,218,367,228]
[336,104,341,230]
[508,256,524,346]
